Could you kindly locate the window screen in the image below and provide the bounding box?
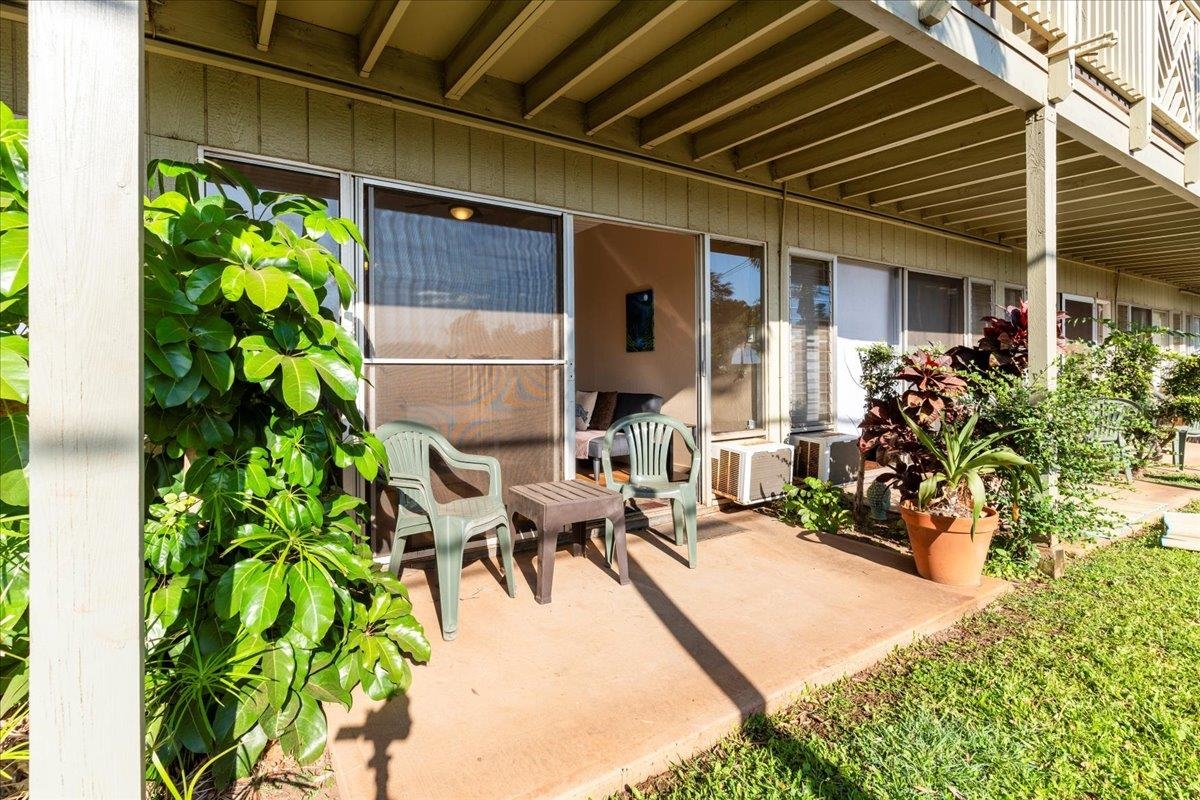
[789,256,832,430]
[1062,296,1096,342]
[906,272,964,349]
[1004,286,1026,308]
[709,239,765,434]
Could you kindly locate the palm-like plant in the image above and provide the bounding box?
[902,413,1041,534]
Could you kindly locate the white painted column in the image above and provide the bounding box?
[28,2,146,798]
[1025,106,1057,385]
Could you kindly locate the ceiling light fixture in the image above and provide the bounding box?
[449,205,475,221]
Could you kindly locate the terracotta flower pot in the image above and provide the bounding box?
[899,503,999,587]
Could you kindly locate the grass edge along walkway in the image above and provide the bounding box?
[625,528,1200,800]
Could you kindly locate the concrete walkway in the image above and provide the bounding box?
[327,510,1008,800]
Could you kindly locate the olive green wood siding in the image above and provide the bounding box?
[0,19,1195,359]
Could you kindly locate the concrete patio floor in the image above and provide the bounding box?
[326,509,1010,800]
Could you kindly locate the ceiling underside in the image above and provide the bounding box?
[154,0,1200,291]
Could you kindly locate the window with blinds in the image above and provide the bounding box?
[788,256,832,431]
[969,280,994,340]
[1173,312,1185,351]
[1153,310,1170,348]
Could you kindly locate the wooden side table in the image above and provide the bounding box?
[505,481,629,604]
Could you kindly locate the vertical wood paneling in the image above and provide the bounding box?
[564,150,592,212]
[642,169,666,224]
[664,173,688,229]
[708,184,728,236]
[395,110,434,183]
[147,56,206,141]
[592,158,619,216]
[258,79,308,162]
[204,66,258,152]
[687,179,708,231]
[0,20,13,110]
[535,142,565,207]
[468,127,504,197]
[353,103,395,178]
[10,18,26,114]
[502,136,535,201]
[433,119,471,190]
[147,135,199,164]
[617,163,643,220]
[307,92,353,170]
[747,194,767,243]
[727,189,747,235]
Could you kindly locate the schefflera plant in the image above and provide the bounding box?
[141,160,428,784]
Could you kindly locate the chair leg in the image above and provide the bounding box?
[670,498,686,546]
[496,519,517,599]
[610,510,629,586]
[593,457,602,485]
[681,488,697,569]
[603,518,614,566]
[387,534,407,578]
[434,529,467,641]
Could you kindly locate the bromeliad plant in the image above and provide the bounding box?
[902,413,1040,534]
[142,159,428,784]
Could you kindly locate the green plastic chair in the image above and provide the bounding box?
[376,421,516,641]
[602,413,700,568]
[1090,398,1137,483]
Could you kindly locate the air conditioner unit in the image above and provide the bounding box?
[788,432,860,485]
[710,441,793,505]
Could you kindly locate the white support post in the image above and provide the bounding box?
[28,2,146,798]
[1026,105,1058,386]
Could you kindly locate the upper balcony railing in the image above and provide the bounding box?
[993,0,1200,143]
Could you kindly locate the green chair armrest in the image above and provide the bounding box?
[431,442,504,499]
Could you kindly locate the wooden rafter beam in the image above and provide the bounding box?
[733,68,973,171]
[805,111,1024,190]
[1061,239,1200,259]
[865,141,1092,206]
[908,163,1128,217]
[690,40,931,160]
[585,0,819,135]
[937,180,1160,227]
[984,203,1195,238]
[839,133,1024,199]
[524,0,684,119]
[255,0,278,52]
[639,12,885,148]
[969,192,1185,233]
[358,0,411,78]
[444,0,551,100]
[770,88,1012,182]
[1054,222,1200,247]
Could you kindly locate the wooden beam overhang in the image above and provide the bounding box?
[839,133,1025,198]
[443,0,551,100]
[585,0,819,135]
[985,204,1196,238]
[639,11,885,148]
[690,40,931,160]
[255,0,277,52]
[358,0,411,78]
[911,163,1132,219]
[1054,222,1200,247]
[770,88,1013,182]
[803,111,1025,190]
[731,68,974,171]
[524,0,684,119]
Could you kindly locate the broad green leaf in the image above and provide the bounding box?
[151,364,203,408]
[279,356,320,414]
[234,724,269,780]
[243,349,283,383]
[241,561,287,635]
[291,242,329,285]
[286,273,320,317]
[214,559,266,620]
[387,615,431,663]
[154,316,190,345]
[358,660,395,702]
[278,693,327,766]
[192,316,236,351]
[286,561,335,644]
[307,348,358,401]
[259,690,301,738]
[184,263,224,304]
[261,640,297,709]
[243,266,289,311]
[221,264,246,301]
[195,348,235,393]
[0,412,29,506]
[0,227,29,296]
[376,639,413,692]
[0,346,28,402]
[145,339,192,379]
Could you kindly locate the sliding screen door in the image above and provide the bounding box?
[788,255,832,431]
[835,261,899,434]
[363,186,564,516]
[709,239,765,435]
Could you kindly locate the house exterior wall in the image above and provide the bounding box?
[2,17,1197,437]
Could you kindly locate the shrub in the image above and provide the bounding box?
[778,477,852,534]
[1163,353,1200,424]
[141,159,429,784]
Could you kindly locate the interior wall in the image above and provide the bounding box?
[574,222,697,427]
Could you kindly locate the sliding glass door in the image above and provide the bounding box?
[362,184,565,542]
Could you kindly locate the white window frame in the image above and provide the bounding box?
[1060,292,1099,342]
[787,247,837,434]
[903,267,971,349]
[968,278,999,340]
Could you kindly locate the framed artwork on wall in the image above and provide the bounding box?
[626,289,654,352]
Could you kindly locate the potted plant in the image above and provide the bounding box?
[898,414,1040,587]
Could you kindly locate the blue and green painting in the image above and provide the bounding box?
[626,289,654,352]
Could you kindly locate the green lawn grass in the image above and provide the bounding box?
[630,532,1200,800]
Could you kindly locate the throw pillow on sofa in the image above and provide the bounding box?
[575,390,598,431]
[589,391,619,431]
